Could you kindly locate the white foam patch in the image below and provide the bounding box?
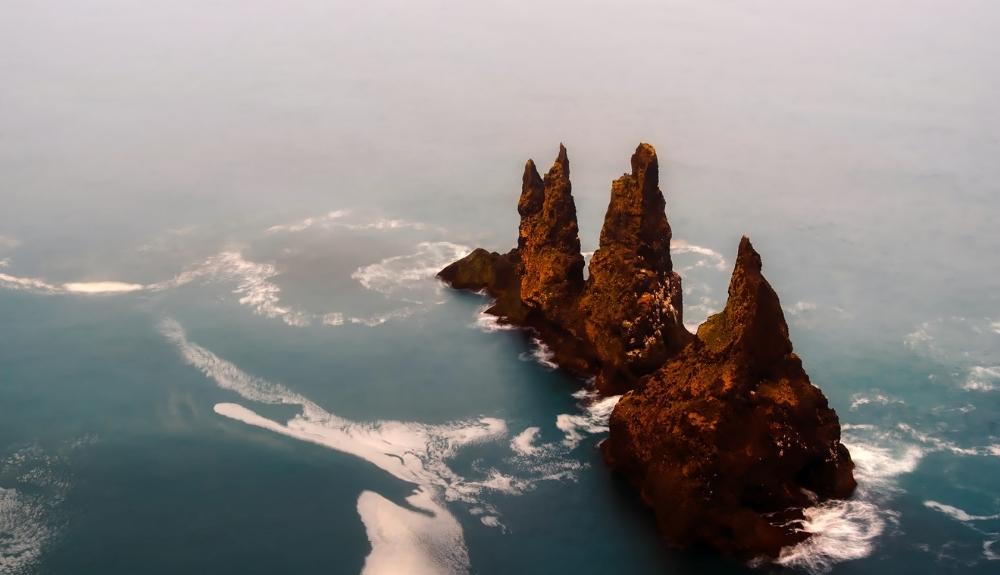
[895,423,984,457]
[924,501,1000,522]
[992,321,1000,335]
[322,312,345,326]
[670,239,727,271]
[557,391,621,448]
[985,539,1000,561]
[472,305,517,333]
[850,393,905,411]
[518,337,557,370]
[776,427,922,573]
[337,219,434,232]
[163,318,592,570]
[266,210,349,234]
[785,301,818,316]
[0,487,49,575]
[0,270,146,296]
[356,488,468,575]
[511,427,541,456]
[352,242,470,296]
[349,308,416,327]
[152,251,310,326]
[63,281,145,294]
[0,272,61,294]
[964,366,999,392]
[777,418,1000,572]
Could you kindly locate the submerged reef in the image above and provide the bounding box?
[438,143,856,559]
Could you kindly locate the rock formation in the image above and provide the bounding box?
[437,143,855,559]
[580,143,692,392]
[601,237,856,558]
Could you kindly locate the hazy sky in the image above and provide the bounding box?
[1,0,997,315]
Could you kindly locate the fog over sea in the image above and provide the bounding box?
[1,1,998,573]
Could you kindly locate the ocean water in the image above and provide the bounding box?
[1,1,998,573]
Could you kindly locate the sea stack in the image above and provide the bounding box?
[602,237,856,557]
[437,143,855,559]
[580,144,693,392]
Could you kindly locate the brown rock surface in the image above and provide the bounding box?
[437,144,855,559]
[580,144,692,392]
[516,144,585,323]
[601,237,856,558]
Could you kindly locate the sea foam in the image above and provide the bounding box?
[351,242,470,296]
[162,318,593,570]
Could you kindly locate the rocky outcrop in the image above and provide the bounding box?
[437,143,855,559]
[601,237,856,558]
[516,145,585,322]
[580,144,692,391]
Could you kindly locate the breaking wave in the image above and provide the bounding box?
[556,390,621,449]
[924,501,1000,522]
[518,337,557,370]
[777,420,1000,573]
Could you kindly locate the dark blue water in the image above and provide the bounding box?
[1,1,998,573]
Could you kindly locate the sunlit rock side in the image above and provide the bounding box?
[516,144,585,321]
[602,237,856,558]
[437,144,855,559]
[579,143,693,392]
[438,143,691,388]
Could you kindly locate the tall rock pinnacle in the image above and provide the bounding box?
[516,145,585,318]
[581,143,691,390]
[697,236,793,370]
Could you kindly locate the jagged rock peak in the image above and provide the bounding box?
[697,236,792,370]
[517,160,544,219]
[515,145,584,315]
[580,143,689,389]
[593,142,672,273]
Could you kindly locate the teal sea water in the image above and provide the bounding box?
[1,1,998,573]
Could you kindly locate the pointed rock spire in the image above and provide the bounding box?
[581,143,690,389]
[697,236,792,372]
[594,143,672,272]
[515,145,585,315]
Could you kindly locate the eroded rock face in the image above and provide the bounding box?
[437,144,855,559]
[601,237,856,558]
[580,144,692,391]
[516,145,585,322]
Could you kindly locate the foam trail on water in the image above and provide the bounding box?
[162,318,555,572]
[352,242,470,296]
[152,251,310,326]
[265,210,349,234]
[0,271,144,295]
[924,501,1000,522]
[63,281,144,294]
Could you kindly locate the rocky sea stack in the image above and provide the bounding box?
[438,144,856,559]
